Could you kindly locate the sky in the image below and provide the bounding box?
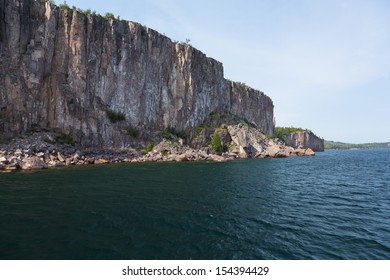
[62,0,390,143]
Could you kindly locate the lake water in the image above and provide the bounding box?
[1,149,389,259]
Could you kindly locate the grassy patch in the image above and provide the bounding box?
[162,126,187,141]
[141,143,153,155]
[55,133,75,146]
[127,126,140,138]
[42,136,55,145]
[211,133,221,152]
[107,109,125,123]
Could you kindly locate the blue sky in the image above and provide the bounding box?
[62,0,390,143]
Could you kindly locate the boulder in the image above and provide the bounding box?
[20,157,47,170]
[36,152,45,157]
[85,157,95,164]
[175,154,188,162]
[238,146,248,158]
[57,152,65,162]
[3,165,18,172]
[47,161,65,167]
[305,148,315,156]
[266,145,281,158]
[209,154,228,162]
[94,159,109,164]
[294,148,306,156]
[65,158,73,165]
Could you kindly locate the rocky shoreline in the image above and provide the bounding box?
[0,124,315,172]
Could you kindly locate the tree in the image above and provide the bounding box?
[211,133,221,152]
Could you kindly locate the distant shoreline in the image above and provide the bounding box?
[324,140,390,150]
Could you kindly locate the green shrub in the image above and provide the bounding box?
[55,133,75,146]
[162,126,187,141]
[223,144,229,153]
[58,1,69,9]
[40,0,55,4]
[107,109,125,123]
[42,136,55,145]
[127,126,140,138]
[146,143,153,153]
[141,26,147,36]
[211,133,221,152]
[77,8,91,15]
[105,12,115,20]
[243,118,256,128]
[142,143,153,154]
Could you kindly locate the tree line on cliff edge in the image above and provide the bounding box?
[273,127,311,140]
[39,0,122,20]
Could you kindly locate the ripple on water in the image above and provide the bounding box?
[0,150,390,259]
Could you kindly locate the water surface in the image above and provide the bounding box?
[1,149,389,259]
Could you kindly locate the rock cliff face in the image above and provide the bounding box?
[284,131,324,152]
[0,0,274,148]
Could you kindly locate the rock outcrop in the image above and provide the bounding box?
[284,131,324,152]
[0,124,317,171]
[0,0,274,148]
[224,124,316,158]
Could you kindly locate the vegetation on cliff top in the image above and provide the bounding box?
[39,0,55,4]
[274,126,310,140]
[42,1,119,20]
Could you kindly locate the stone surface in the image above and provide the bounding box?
[284,132,324,152]
[305,148,315,156]
[0,0,274,149]
[209,154,227,162]
[94,159,109,164]
[175,154,188,162]
[20,157,47,170]
[57,152,65,162]
[227,124,264,158]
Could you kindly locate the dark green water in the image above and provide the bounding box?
[1,149,389,259]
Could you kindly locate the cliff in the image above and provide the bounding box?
[284,131,324,152]
[0,0,274,148]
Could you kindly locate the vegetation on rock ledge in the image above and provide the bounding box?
[127,125,140,138]
[106,109,125,123]
[211,133,222,152]
[162,127,187,141]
